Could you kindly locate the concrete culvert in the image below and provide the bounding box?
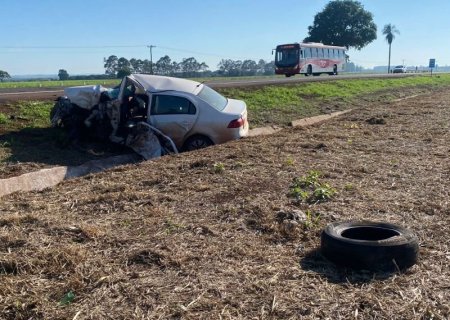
[321,221,419,271]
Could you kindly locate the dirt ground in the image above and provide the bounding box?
[0,88,449,319]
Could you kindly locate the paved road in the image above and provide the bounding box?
[0,73,417,103]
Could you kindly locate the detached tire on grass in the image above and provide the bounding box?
[321,221,419,271]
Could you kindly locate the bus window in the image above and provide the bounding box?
[319,49,323,58]
[308,48,312,58]
[300,50,304,59]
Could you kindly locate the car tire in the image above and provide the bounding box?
[321,221,419,271]
[182,135,213,152]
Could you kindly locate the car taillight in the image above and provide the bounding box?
[227,117,244,128]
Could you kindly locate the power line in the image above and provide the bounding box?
[0,44,266,61]
[0,45,146,49]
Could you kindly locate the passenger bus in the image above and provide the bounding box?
[274,42,346,77]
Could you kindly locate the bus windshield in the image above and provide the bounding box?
[275,48,299,67]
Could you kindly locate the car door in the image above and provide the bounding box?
[148,93,198,147]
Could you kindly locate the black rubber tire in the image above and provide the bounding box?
[321,221,419,271]
[307,65,312,76]
[285,74,292,78]
[333,65,338,75]
[182,135,213,151]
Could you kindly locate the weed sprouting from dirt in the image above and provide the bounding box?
[304,209,321,229]
[59,291,75,306]
[164,218,185,234]
[213,162,225,173]
[289,170,337,204]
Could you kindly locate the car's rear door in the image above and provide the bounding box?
[148,93,198,147]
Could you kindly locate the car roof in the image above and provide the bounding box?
[129,74,203,95]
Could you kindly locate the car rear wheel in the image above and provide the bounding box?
[182,135,213,152]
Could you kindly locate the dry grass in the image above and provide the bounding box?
[0,89,449,319]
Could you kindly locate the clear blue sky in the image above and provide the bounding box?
[1,0,448,75]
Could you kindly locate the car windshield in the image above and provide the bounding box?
[275,48,299,67]
[197,85,228,111]
[395,66,404,68]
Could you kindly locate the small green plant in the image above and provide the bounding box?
[344,183,354,191]
[59,291,75,306]
[164,218,184,234]
[213,162,225,173]
[304,210,321,229]
[285,156,295,166]
[289,170,336,204]
[0,113,8,124]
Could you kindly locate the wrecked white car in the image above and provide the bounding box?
[51,74,249,159]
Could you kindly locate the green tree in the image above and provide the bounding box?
[155,55,173,75]
[0,70,11,82]
[304,0,377,50]
[130,58,145,73]
[58,69,69,81]
[116,57,132,78]
[180,57,207,77]
[241,60,258,76]
[217,59,242,76]
[104,55,118,76]
[382,24,400,73]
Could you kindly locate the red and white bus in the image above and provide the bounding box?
[274,42,346,77]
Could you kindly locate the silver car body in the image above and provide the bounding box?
[115,74,249,149]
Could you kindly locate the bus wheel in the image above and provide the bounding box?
[307,65,313,76]
[333,65,338,75]
[285,74,292,78]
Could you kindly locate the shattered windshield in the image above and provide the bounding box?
[197,85,228,111]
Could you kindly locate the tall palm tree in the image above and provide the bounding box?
[382,24,400,73]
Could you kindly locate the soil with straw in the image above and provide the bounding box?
[0,89,449,319]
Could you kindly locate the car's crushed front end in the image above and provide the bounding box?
[50,84,178,159]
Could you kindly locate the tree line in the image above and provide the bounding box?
[102,55,275,78]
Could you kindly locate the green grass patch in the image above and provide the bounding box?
[0,113,8,124]
[0,79,120,89]
[289,170,337,204]
[0,101,54,133]
[217,74,450,127]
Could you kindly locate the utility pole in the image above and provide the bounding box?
[147,45,156,74]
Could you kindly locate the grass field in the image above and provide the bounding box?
[217,74,450,126]
[1,74,450,176]
[0,79,121,89]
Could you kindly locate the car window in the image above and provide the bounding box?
[197,85,228,111]
[151,95,196,115]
